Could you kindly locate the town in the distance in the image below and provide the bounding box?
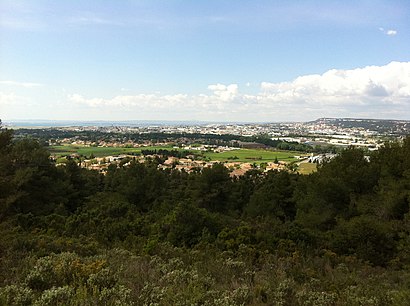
[5,117,410,176]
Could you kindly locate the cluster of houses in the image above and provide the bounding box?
[57,153,289,177]
[157,157,287,177]
[307,153,338,164]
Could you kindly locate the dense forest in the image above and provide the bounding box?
[1,126,410,305]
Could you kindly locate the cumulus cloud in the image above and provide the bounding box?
[379,27,397,36]
[263,61,409,98]
[208,84,238,102]
[67,62,410,121]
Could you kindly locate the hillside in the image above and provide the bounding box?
[1,127,410,305]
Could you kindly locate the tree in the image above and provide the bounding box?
[66,192,140,245]
[0,126,14,218]
[195,163,232,212]
[105,161,167,211]
[246,171,298,221]
[295,147,379,230]
[160,201,219,247]
[331,215,396,266]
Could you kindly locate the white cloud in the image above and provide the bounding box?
[66,62,410,121]
[260,61,410,114]
[208,84,238,102]
[269,63,401,97]
[379,27,397,36]
[0,80,43,88]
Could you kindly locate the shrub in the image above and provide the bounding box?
[33,286,74,306]
[0,285,34,306]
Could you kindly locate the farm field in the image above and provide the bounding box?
[202,149,303,163]
[297,162,317,174]
[48,145,174,157]
[49,144,306,163]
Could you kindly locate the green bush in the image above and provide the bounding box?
[33,286,74,306]
[0,285,34,306]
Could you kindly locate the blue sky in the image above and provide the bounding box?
[1,0,410,122]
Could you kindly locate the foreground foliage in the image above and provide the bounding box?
[1,127,410,305]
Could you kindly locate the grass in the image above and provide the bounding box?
[202,149,303,163]
[49,145,174,158]
[49,144,307,163]
[297,162,317,174]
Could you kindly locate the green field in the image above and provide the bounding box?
[49,144,305,163]
[202,149,302,163]
[49,145,140,157]
[297,162,317,174]
[49,145,174,158]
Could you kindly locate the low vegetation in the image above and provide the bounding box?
[1,126,410,305]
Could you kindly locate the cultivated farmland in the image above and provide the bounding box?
[49,144,305,163]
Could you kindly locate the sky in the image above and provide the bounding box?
[1,0,410,123]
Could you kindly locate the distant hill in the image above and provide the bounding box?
[307,117,410,135]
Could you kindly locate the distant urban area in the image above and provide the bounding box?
[6,117,409,176]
